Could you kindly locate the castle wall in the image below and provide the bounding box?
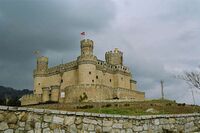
[63,84,144,103]
[78,64,96,84]
[130,80,137,90]
[34,74,61,95]
[34,77,47,94]
[116,88,144,101]
[0,106,199,132]
[34,65,133,95]
[96,70,114,87]
[60,70,78,90]
[96,70,132,89]
[44,74,61,87]
[114,73,131,89]
[20,94,41,106]
[64,85,112,103]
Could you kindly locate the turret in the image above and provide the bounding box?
[80,39,94,56]
[50,85,60,102]
[78,39,97,84]
[33,56,48,95]
[105,48,123,65]
[42,87,50,103]
[36,56,48,73]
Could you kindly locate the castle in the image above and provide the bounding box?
[20,39,145,105]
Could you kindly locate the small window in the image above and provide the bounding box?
[92,80,94,83]
[89,72,91,75]
[110,79,112,82]
[61,79,63,83]
[38,83,40,85]
[96,76,98,79]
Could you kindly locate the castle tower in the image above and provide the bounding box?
[36,56,48,73]
[50,85,60,102]
[105,48,123,65]
[80,39,94,56]
[33,56,48,94]
[77,39,97,84]
[42,87,50,103]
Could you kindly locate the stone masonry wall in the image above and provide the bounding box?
[64,84,144,103]
[0,106,200,133]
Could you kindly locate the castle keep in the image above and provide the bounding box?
[20,39,145,105]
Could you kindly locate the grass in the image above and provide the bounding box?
[85,107,147,115]
[26,99,200,116]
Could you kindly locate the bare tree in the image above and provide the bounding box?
[178,70,200,90]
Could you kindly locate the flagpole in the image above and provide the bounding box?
[80,32,86,40]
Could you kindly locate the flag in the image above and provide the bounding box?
[80,32,85,36]
[33,50,40,55]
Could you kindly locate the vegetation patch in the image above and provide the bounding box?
[27,99,200,116]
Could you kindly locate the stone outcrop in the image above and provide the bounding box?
[0,106,200,132]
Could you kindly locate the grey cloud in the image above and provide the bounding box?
[1,0,200,105]
[0,0,116,89]
[91,0,200,104]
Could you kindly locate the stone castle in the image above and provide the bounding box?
[20,39,145,105]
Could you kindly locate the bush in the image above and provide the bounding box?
[166,103,172,106]
[177,103,186,106]
[79,92,88,102]
[77,105,93,109]
[101,104,112,108]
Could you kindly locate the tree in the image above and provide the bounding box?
[178,70,200,90]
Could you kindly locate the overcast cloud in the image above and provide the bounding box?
[0,0,200,105]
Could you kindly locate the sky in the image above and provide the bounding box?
[0,0,200,105]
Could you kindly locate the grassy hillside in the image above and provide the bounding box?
[27,99,200,115]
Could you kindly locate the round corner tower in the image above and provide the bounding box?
[77,39,97,85]
[105,48,123,65]
[34,56,49,95]
[36,56,48,72]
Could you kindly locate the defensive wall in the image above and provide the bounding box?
[0,106,200,133]
[20,84,145,105]
[64,84,144,103]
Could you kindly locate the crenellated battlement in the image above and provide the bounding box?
[80,39,94,57]
[97,60,130,75]
[105,48,123,56]
[105,48,123,65]
[80,39,94,48]
[34,61,78,77]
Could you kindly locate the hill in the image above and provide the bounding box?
[27,99,200,115]
[0,86,32,106]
